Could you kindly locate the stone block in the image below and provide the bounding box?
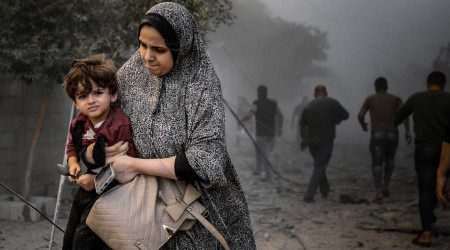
[0,195,56,222]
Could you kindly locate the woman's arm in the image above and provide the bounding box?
[106,154,176,183]
[80,142,176,184]
[77,141,130,187]
[83,141,129,165]
[436,141,450,207]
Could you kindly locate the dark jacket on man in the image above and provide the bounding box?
[300,97,349,145]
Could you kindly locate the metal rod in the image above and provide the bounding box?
[0,181,65,233]
[48,103,75,249]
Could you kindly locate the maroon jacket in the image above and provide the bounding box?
[66,106,136,161]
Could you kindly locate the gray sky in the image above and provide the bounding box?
[209,0,450,142]
[253,0,450,141]
[258,0,450,97]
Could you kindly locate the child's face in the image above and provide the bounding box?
[139,25,174,77]
[74,81,117,125]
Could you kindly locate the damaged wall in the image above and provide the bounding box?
[0,74,71,196]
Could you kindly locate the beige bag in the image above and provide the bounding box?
[86,175,229,250]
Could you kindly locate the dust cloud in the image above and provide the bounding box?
[208,0,450,144]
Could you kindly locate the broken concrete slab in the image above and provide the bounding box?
[0,195,56,222]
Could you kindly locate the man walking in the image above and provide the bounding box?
[395,71,450,247]
[358,77,411,203]
[300,85,349,203]
[241,85,283,180]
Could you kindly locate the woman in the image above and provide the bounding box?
[96,2,255,249]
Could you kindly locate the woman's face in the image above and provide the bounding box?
[139,25,174,77]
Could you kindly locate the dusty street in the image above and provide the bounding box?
[1,138,450,249]
[235,138,450,249]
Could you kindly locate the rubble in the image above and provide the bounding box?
[1,140,450,249]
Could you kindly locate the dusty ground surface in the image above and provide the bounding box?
[1,138,450,249]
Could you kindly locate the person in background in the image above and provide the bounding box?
[292,96,309,147]
[241,85,283,180]
[300,85,349,203]
[395,71,450,247]
[358,77,411,203]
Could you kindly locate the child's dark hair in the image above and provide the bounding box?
[63,54,118,101]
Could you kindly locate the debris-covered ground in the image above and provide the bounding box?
[1,138,450,249]
[234,139,450,249]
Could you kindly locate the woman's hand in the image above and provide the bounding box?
[84,141,128,165]
[107,154,138,183]
[76,174,95,191]
[105,141,129,159]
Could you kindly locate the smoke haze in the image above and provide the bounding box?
[208,0,450,143]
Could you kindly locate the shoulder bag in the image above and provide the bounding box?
[86,175,229,250]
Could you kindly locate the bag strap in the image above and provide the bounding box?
[164,180,229,249]
[187,209,229,250]
[165,182,229,249]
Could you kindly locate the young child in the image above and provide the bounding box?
[62,54,136,250]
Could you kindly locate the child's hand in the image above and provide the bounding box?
[76,174,95,191]
[68,163,81,182]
